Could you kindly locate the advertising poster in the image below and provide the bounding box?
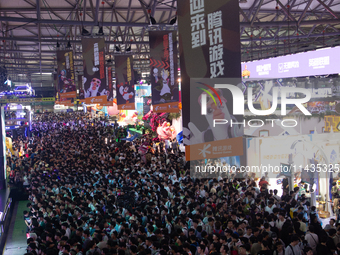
[241,46,340,80]
[149,31,179,113]
[178,0,243,162]
[136,102,144,120]
[135,85,152,98]
[78,75,85,100]
[102,66,114,106]
[82,38,107,100]
[115,55,135,110]
[56,50,76,100]
[143,96,152,116]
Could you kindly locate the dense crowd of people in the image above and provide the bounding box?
[6,112,340,255]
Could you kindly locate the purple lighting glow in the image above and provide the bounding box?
[242,46,340,79]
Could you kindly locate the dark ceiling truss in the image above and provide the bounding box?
[0,0,339,84]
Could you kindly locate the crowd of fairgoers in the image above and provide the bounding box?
[6,112,340,255]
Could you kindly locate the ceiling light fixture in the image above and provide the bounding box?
[82,28,91,36]
[169,17,177,25]
[150,16,157,25]
[97,27,104,36]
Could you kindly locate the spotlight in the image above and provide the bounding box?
[126,46,131,52]
[169,17,177,25]
[150,16,157,25]
[97,27,104,36]
[115,46,120,52]
[57,41,60,48]
[82,28,91,36]
[66,41,72,48]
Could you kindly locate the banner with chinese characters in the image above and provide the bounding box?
[55,50,77,100]
[178,0,243,161]
[101,66,114,106]
[115,55,135,110]
[78,75,85,99]
[81,38,107,102]
[149,31,179,113]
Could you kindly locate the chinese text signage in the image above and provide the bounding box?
[241,46,340,79]
[178,0,243,161]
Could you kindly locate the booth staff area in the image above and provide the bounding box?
[0,1,340,255]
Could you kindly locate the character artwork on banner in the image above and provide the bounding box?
[82,38,107,102]
[56,50,76,100]
[115,55,135,110]
[149,31,179,113]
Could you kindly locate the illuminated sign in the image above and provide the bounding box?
[5,125,20,130]
[242,46,340,79]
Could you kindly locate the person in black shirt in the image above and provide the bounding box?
[257,240,272,255]
[316,236,333,255]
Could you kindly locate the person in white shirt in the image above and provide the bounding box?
[285,235,302,255]
[265,201,276,214]
[199,186,206,198]
[275,213,286,231]
[305,226,319,255]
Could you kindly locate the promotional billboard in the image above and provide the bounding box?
[56,50,76,100]
[101,66,114,106]
[115,55,135,110]
[241,46,340,80]
[149,31,179,113]
[78,75,84,99]
[135,85,151,98]
[82,38,107,100]
[178,0,243,161]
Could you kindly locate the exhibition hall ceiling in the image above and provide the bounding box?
[0,0,339,85]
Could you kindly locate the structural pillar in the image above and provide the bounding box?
[0,106,6,190]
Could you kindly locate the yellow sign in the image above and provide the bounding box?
[5,137,14,155]
[324,115,340,132]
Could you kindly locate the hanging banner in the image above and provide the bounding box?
[115,55,135,110]
[102,66,114,106]
[78,75,85,99]
[178,0,243,161]
[82,38,107,102]
[149,31,179,113]
[55,50,77,100]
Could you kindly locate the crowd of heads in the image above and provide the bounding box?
[5,112,340,255]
